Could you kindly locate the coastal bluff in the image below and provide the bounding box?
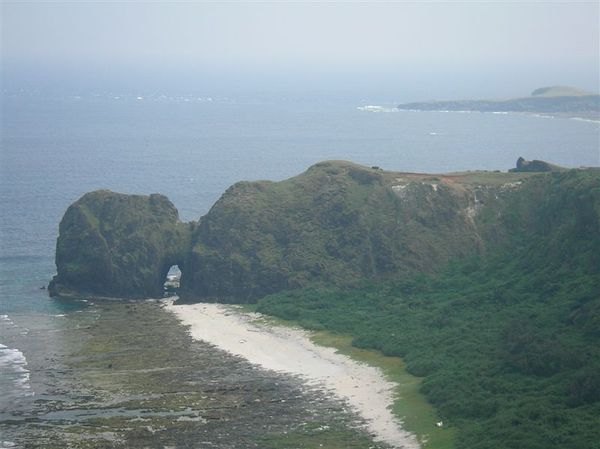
[49,160,597,302]
[48,190,191,299]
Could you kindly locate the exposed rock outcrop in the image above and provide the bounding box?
[509,157,565,173]
[180,161,485,301]
[52,161,588,302]
[49,190,191,298]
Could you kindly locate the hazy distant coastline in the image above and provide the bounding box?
[396,86,600,121]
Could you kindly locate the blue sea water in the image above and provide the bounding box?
[0,92,599,429]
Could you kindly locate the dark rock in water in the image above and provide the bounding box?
[510,157,565,173]
[48,190,191,299]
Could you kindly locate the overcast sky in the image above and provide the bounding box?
[2,1,599,100]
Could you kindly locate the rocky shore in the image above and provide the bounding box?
[2,300,388,449]
[167,301,419,449]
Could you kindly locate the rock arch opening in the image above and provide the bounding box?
[163,265,181,297]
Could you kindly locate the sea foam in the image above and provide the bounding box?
[356,105,397,113]
[0,316,34,404]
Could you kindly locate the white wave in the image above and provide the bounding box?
[0,347,28,371]
[1,315,28,332]
[570,117,600,124]
[356,105,397,113]
[436,109,476,113]
[0,345,33,396]
[14,371,31,388]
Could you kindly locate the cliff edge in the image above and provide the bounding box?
[49,160,598,302]
[48,190,191,299]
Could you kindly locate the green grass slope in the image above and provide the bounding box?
[257,169,600,449]
[180,161,530,301]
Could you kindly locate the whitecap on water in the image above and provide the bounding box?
[356,105,397,113]
[0,345,33,397]
[0,315,34,405]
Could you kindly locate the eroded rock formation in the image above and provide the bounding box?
[49,190,190,298]
[51,160,588,302]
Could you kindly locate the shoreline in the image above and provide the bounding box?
[392,108,600,123]
[166,301,420,449]
[4,299,390,448]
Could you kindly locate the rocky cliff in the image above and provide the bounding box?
[49,190,191,298]
[509,157,565,173]
[181,161,504,301]
[51,160,596,302]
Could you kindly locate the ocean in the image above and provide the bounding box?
[1,92,599,447]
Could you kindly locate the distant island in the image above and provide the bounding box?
[397,85,600,121]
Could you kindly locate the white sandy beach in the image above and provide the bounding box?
[166,301,419,449]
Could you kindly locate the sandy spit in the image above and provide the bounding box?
[166,301,419,449]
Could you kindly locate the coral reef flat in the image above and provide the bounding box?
[2,300,387,449]
[167,301,419,449]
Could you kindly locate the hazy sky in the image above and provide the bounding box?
[2,1,599,100]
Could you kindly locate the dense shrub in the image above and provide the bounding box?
[256,170,600,448]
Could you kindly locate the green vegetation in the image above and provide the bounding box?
[51,161,538,302]
[56,162,523,301]
[49,163,600,448]
[257,169,600,449]
[49,190,191,298]
[237,303,454,448]
[182,161,526,301]
[312,332,456,449]
[509,157,565,173]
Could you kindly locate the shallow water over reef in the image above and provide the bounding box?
[1,299,386,449]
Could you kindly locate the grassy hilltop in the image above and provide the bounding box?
[51,161,539,301]
[181,161,534,301]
